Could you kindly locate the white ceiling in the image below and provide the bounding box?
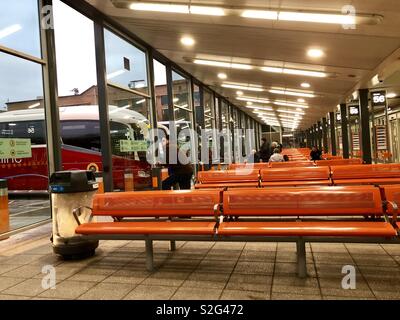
[85,0,400,129]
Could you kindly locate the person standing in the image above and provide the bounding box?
[259,138,271,162]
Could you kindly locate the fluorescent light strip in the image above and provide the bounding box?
[269,89,315,98]
[0,24,22,40]
[279,11,355,25]
[274,101,309,109]
[245,105,273,111]
[241,9,356,25]
[237,96,270,104]
[279,114,303,120]
[194,59,252,70]
[107,69,125,80]
[130,3,225,16]
[136,99,146,105]
[222,83,264,92]
[261,66,327,78]
[277,109,305,115]
[28,102,40,109]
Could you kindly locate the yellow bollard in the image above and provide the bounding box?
[0,179,9,240]
[124,169,134,192]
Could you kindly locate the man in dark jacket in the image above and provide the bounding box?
[259,138,271,163]
[310,146,322,161]
[162,142,194,190]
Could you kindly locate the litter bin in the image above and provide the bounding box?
[0,179,9,240]
[50,170,99,259]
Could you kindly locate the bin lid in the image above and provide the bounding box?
[0,179,7,189]
[49,170,98,193]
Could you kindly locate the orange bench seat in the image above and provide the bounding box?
[218,221,397,237]
[260,167,331,187]
[76,221,216,235]
[195,182,259,189]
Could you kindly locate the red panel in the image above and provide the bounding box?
[218,221,397,237]
[197,169,259,184]
[261,167,330,182]
[76,221,216,235]
[223,186,383,216]
[92,190,220,217]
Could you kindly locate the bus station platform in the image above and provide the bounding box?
[0,222,399,301]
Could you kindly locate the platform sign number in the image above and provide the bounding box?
[371,91,387,107]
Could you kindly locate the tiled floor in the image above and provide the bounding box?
[1,223,400,300]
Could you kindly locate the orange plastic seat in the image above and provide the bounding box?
[260,167,330,187]
[195,182,259,189]
[332,164,400,185]
[223,186,383,217]
[228,163,269,170]
[196,169,259,188]
[269,161,315,168]
[218,221,397,237]
[92,190,221,217]
[316,159,362,167]
[76,221,216,235]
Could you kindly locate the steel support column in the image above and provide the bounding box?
[359,89,372,164]
[322,118,328,153]
[340,103,350,159]
[94,21,113,191]
[329,112,337,156]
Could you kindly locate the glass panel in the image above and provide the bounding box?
[0,0,41,57]
[104,29,149,94]
[54,0,103,178]
[203,89,215,130]
[0,51,49,232]
[153,59,169,123]
[105,30,152,191]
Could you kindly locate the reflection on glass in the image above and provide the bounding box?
[153,59,169,122]
[0,0,41,57]
[104,29,149,94]
[0,51,49,232]
[105,30,152,191]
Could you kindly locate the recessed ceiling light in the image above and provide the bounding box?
[247,101,253,106]
[307,48,324,58]
[301,82,311,88]
[218,73,227,79]
[180,36,195,46]
[236,91,243,96]
[297,98,305,103]
[387,93,397,99]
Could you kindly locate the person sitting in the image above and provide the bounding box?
[283,155,290,162]
[310,146,322,161]
[269,148,285,162]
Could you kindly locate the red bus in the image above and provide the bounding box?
[0,105,155,192]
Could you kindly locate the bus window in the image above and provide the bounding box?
[60,120,101,151]
[0,120,46,144]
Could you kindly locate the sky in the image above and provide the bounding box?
[0,0,168,111]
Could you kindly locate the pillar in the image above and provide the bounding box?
[359,89,372,164]
[329,112,337,156]
[340,103,350,159]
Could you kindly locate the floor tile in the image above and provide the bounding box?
[171,286,223,300]
[123,284,177,300]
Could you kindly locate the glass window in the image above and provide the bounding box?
[204,89,215,130]
[0,51,49,232]
[105,30,152,191]
[105,29,148,94]
[153,59,169,123]
[0,0,41,57]
[172,70,193,138]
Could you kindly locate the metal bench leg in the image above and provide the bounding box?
[296,238,307,278]
[145,239,154,272]
[169,240,176,252]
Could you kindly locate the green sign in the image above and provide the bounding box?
[120,140,148,152]
[0,138,32,159]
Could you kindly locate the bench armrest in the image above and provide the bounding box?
[72,206,93,225]
[387,201,398,223]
